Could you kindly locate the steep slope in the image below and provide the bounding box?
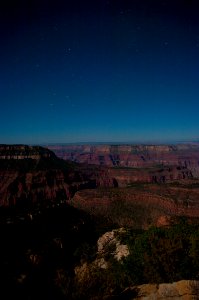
[47,144,199,177]
[1,145,199,299]
[0,144,54,160]
[0,145,114,207]
[1,144,199,227]
[71,183,199,228]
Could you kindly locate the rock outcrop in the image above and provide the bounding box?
[97,228,129,262]
[0,145,114,207]
[74,227,199,299]
[134,280,199,299]
[0,144,55,160]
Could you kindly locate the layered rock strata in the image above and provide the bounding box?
[47,144,199,172]
[0,145,114,207]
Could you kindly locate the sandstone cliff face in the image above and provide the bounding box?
[47,144,199,168]
[108,165,194,186]
[0,145,199,214]
[0,145,115,207]
[1,170,71,206]
[47,144,199,184]
[134,280,199,300]
[0,144,55,160]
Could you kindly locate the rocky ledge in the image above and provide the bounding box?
[0,145,116,207]
[134,280,199,299]
[0,144,55,160]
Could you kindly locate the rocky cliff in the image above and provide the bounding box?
[47,144,199,184]
[1,144,199,221]
[0,145,116,207]
[71,180,199,228]
[47,144,199,171]
[0,144,55,160]
[73,225,199,299]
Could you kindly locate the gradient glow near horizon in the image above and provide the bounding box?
[0,0,199,144]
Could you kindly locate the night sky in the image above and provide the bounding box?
[1,0,199,144]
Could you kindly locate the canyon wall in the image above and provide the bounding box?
[47,144,199,175]
[0,145,115,207]
[46,144,199,185]
[0,144,199,215]
[0,144,55,160]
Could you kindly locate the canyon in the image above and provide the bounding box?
[0,144,115,207]
[1,144,199,299]
[47,143,199,184]
[1,144,199,224]
[47,143,199,170]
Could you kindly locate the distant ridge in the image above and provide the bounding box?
[41,138,199,147]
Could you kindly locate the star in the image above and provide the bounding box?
[65,48,72,55]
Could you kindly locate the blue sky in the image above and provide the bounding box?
[0,0,199,144]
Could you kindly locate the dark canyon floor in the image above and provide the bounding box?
[1,144,199,299]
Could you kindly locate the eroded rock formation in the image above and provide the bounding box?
[47,143,199,185]
[0,144,54,160]
[0,145,114,207]
[134,280,199,300]
[97,228,129,262]
[47,143,199,173]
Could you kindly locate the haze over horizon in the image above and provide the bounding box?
[1,0,199,144]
